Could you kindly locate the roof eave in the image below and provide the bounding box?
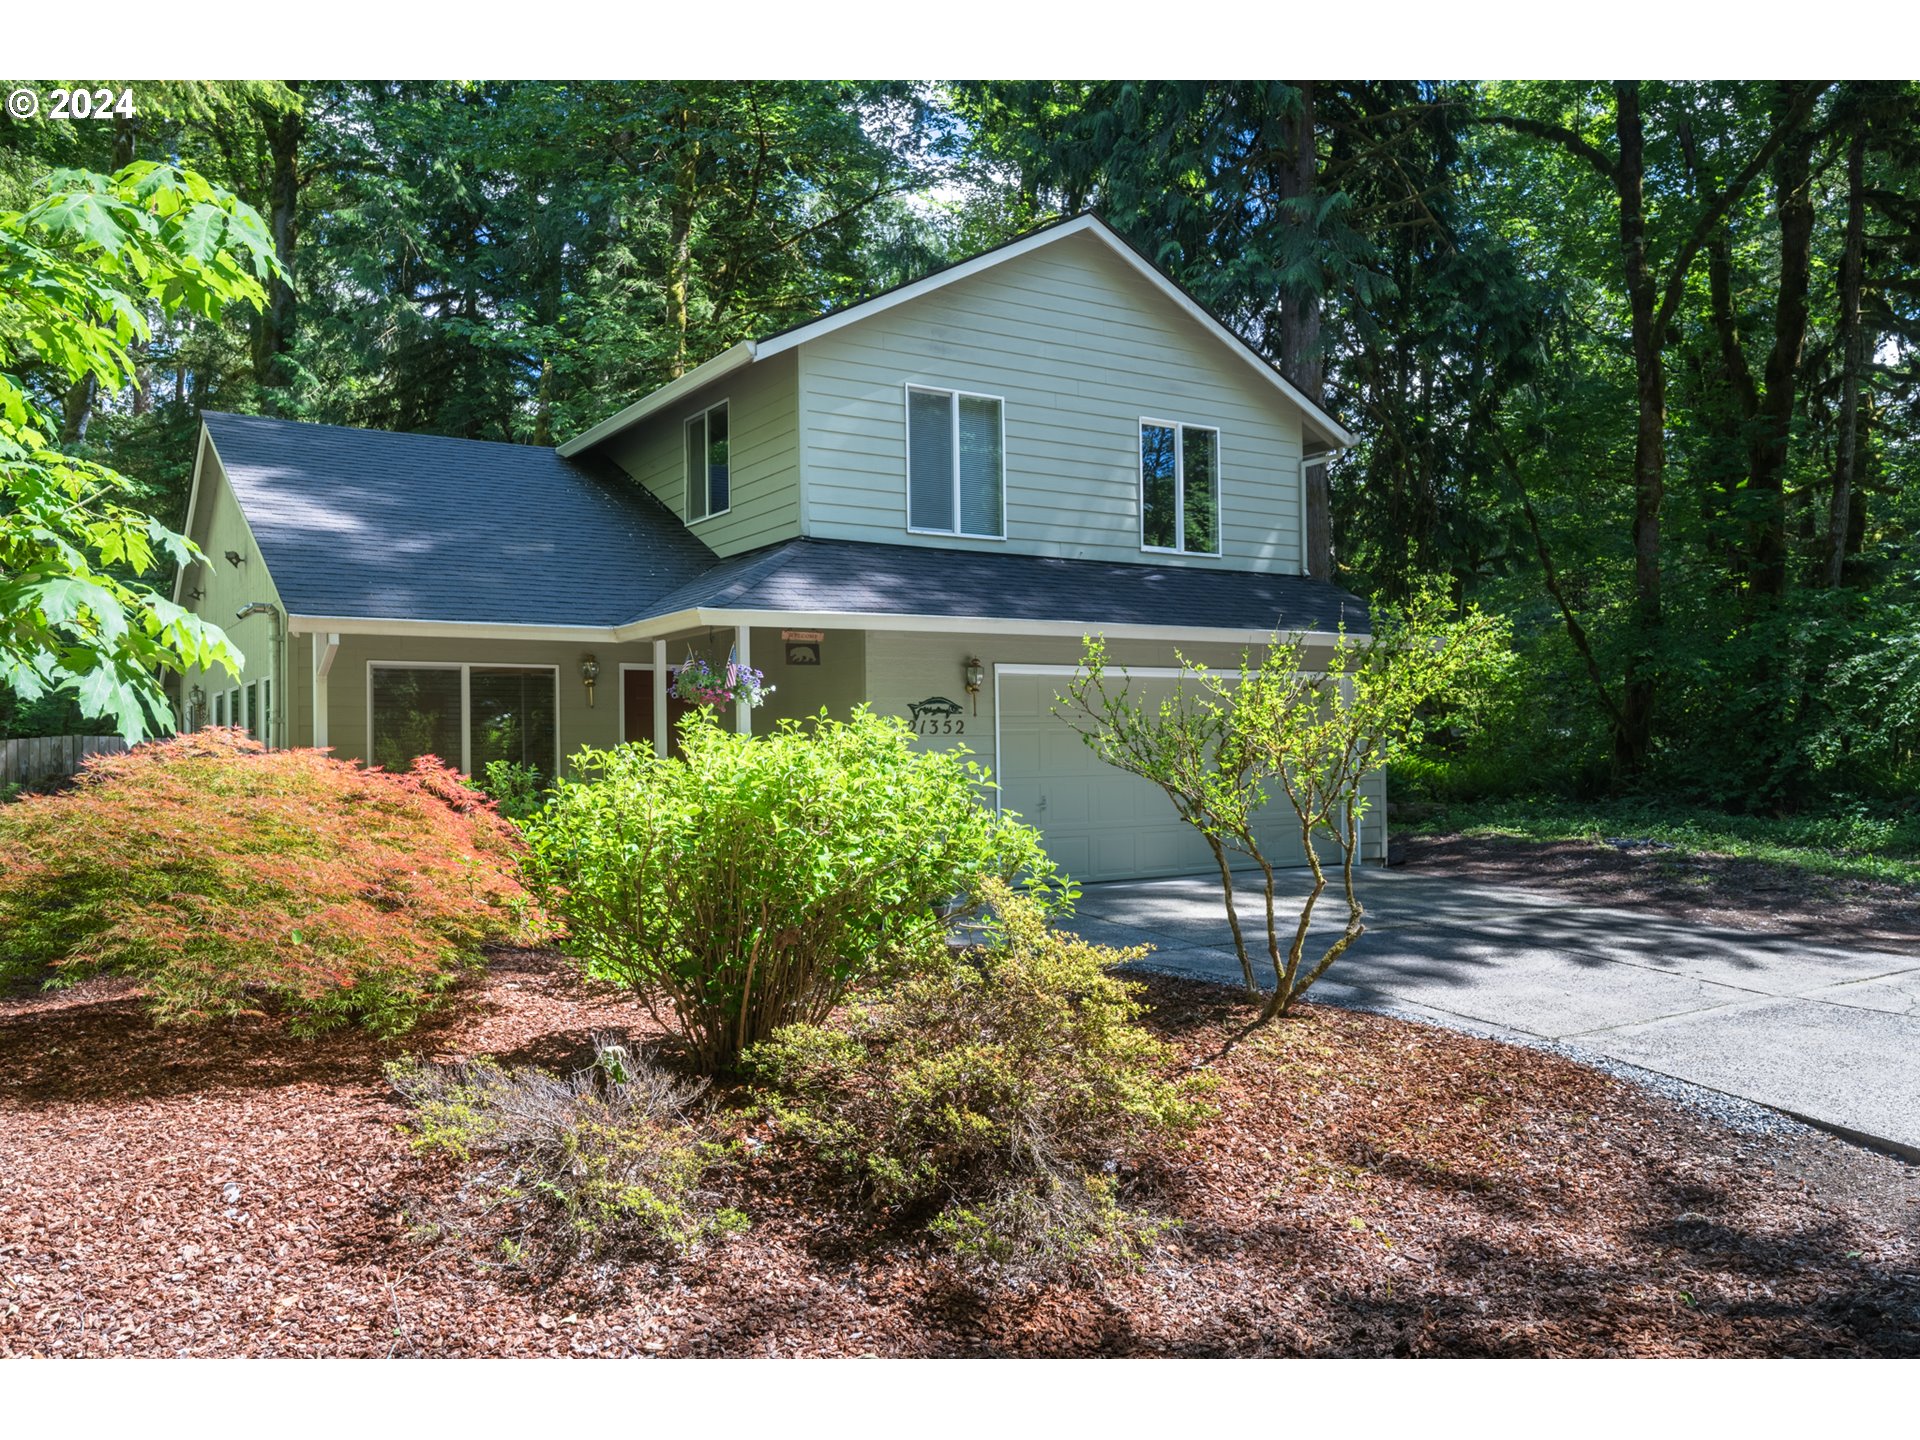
[560,213,1356,459]
[556,341,756,457]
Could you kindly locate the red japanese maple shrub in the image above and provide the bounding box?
[0,729,545,1035]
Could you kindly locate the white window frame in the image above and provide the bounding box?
[366,661,561,776]
[1138,416,1223,558]
[903,383,1008,541]
[683,400,731,524]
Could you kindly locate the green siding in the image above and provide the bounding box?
[796,230,1308,572]
[177,436,300,746]
[603,349,801,557]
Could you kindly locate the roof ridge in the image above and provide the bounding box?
[203,409,569,459]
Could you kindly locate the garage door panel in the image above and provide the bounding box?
[1000,669,1282,883]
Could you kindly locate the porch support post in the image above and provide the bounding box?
[652,639,668,758]
[313,632,339,750]
[734,624,752,736]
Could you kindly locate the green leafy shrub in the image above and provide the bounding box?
[521,708,1067,1072]
[387,1039,744,1277]
[480,759,550,825]
[0,729,544,1035]
[747,882,1213,1278]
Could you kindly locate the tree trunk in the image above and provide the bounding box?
[1827,125,1868,588]
[58,374,96,444]
[249,92,302,395]
[1745,84,1818,602]
[1276,82,1332,581]
[1613,82,1663,779]
[666,102,699,381]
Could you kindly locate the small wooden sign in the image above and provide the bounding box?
[780,630,824,643]
[785,633,822,665]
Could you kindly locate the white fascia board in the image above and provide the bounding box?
[560,215,1353,460]
[286,614,624,643]
[753,214,1355,451]
[171,426,212,605]
[662,606,1352,649]
[750,216,1109,362]
[1086,233,1355,451]
[290,604,1357,651]
[556,341,756,457]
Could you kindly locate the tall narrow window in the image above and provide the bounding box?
[370,667,463,774]
[258,678,271,747]
[469,666,559,781]
[214,691,226,728]
[906,385,1004,538]
[684,401,730,521]
[245,681,259,740]
[1140,419,1221,556]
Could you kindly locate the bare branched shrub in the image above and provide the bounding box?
[388,1038,744,1278]
[1058,588,1508,1021]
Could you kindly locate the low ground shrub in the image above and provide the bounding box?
[521,709,1066,1072]
[746,883,1213,1279]
[0,729,542,1034]
[479,759,550,825]
[388,1040,743,1277]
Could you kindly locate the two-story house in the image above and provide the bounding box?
[173,213,1377,882]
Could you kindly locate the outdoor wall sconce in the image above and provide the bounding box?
[224,549,245,567]
[964,656,984,714]
[580,653,601,708]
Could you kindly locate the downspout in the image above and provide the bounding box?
[235,602,283,748]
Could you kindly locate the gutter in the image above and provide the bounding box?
[285,608,1360,650]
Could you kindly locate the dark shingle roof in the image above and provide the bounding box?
[200,412,716,627]
[639,538,1370,634]
[201,414,1367,635]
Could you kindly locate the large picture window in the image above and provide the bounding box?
[369,663,558,779]
[1140,419,1220,556]
[906,384,1004,538]
[684,401,730,521]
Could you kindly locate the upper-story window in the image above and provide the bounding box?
[906,384,1004,539]
[684,401,730,522]
[1140,418,1220,556]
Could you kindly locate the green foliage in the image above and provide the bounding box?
[388,1040,744,1278]
[290,82,952,443]
[747,882,1212,1278]
[479,759,550,826]
[1060,588,1510,1018]
[520,708,1067,1072]
[0,162,283,740]
[0,730,543,1035]
[1397,796,1920,891]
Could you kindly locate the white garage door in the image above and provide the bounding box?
[995,670,1309,884]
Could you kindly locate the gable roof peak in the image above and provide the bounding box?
[559,212,1352,458]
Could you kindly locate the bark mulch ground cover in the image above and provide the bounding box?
[3,950,1916,1357]
[1401,832,1920,948]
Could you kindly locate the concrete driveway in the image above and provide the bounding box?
[1072,868,1920,1157]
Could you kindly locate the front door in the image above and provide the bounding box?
[623,668,696,756]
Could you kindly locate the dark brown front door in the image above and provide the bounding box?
[623,668,696,755]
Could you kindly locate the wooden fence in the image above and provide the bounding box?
[1,735,129,788]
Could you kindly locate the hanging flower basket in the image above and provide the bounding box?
[673,651,774,710]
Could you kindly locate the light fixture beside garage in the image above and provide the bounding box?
[964,656,984,714]
[580,653,600,707]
